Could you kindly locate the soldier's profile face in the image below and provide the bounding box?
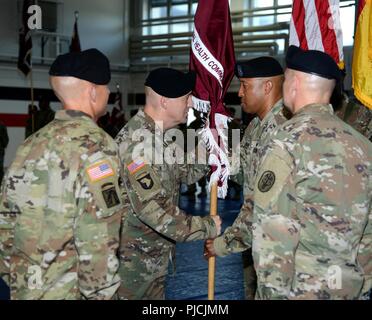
[238,78,265,115]
[167,92,192,126]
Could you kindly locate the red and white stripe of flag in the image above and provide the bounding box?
[290,0,344,68]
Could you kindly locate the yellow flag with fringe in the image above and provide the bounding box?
[352,0,372,109]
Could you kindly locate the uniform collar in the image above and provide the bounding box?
[135,108,171,147]
[136,108,163,134]
[55,109,95,122]
[295,103,334,116]
[259,98,284,125]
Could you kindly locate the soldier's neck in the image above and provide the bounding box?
[257,94,282,121]
[294,97,331,114]
[143,107,169,132]
[63,105,96,121]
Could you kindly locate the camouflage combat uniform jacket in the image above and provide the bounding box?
[217,103,371,299]
[0,110,124,300]
[217,99,288,254]
[0,121,9,183]
[115,109,218,300]
[335,95,372,141]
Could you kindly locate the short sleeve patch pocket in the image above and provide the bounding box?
[126,158,161,202]
[85,160,122,215]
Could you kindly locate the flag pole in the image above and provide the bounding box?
[208,182,218,300]
[30,51,35,133]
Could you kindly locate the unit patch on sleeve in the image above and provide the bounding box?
[126,158,162,202]
[258,170,276,193]
[136,172,154,190]
[101,182,121,208]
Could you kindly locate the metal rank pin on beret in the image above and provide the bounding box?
[234,56,284,79]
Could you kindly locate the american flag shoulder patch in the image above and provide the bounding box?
[86,161,114,182]
[127,158,146,174]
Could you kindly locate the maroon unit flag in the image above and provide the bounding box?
[189,0,236,198]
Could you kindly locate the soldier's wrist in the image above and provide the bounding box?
[202,216,218,238]
[213,236,230,257]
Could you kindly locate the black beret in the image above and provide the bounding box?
[286,45,341,81]
[49,48,111,85]
[235,57,283,78]
[145,68,196,98]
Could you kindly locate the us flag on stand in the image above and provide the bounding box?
[289,0,344,69]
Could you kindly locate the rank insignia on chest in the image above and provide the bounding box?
[258,170,276,192]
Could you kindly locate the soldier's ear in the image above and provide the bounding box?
[264,80,273,95]
[90,85,97,104]
[160,96,168,110]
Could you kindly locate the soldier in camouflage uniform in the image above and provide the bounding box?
[0,120,9,183]
[206,46,371,299]
[223,57,289,299]
[335,93,372,141]
[115,68,221,300]
[0,49,124,300]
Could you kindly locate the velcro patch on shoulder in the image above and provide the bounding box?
[86,160,114,182]
[126,161,161,202]
[127,158,146,174]
[257,170,276,193]
[101,182,121,208]
[84,159,122,215]
[254,148,292,210]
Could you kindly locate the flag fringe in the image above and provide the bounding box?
[199,113,231,199]
[354,87,372,110]
[192,96,211,113]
